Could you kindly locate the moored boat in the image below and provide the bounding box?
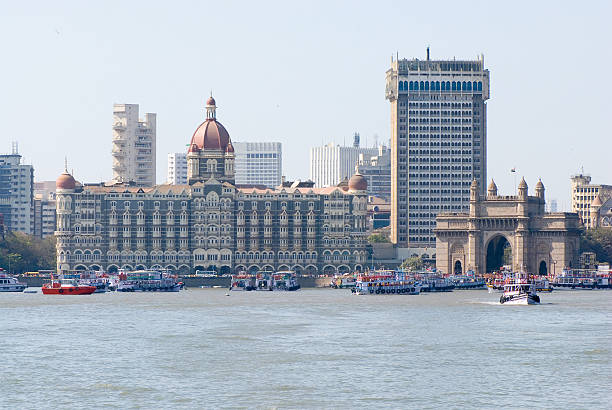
[255,272,274,291]
[42,276,96,295]
[499,272,540,305]
[550,269,611,289]
[116,270,181,292]
[331,274,356,289]
[353,270,420,295]
[272,271,300,291]
[230,273,256,291]
[0,272,27,292]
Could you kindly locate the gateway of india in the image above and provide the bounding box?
[435,178,581,276]
[55,97,369,275]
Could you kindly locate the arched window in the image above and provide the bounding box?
[462,81,466,91]
[425,81,429,91]
[419,81,424,90]
[478,81,482,91]
[446,81,450,91]
[435,81,440,91]
[452,82,456,91]
[472,81,477,91]
[399,81,404,91]
[409,81,414,90]
[441,82,445,91]
[467,82,472,91]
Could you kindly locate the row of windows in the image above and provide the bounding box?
[399,80,483,92]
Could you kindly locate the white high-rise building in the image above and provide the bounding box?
[0,144,33,234]
[112,104,156,186]
[167,153,188,185]
[386,50,490,247]
[233,142,282,188]
[310,134,378,187]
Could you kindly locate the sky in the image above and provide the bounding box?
[0,0,610,210]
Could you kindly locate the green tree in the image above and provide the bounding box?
[0,232,56,273]
[400,256,423,271]
[580,228,612,263]
[367,233,390,243]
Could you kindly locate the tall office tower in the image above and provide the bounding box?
[571,173,612,229]
[112,104,156,186]
[167,153,188,185]
[233,142,282,188]
[386,50,490,248]
[356,145,391,200]
[0,143,34,234]
[310,135,378,187]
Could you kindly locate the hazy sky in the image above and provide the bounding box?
[1,0,610,209]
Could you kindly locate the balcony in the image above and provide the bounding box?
[113,122,126,131]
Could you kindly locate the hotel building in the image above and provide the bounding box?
[56,97,368,275]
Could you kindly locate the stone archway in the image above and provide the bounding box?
[486,235,512,273]
[454,260,463,274]
[538,260,548,275]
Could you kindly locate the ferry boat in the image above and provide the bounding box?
[448,274,486,290]
[116,270,181,292]
[550,269,611,289]
[418,275,455,292]
[42,276,97,295]
[353,270,420,295]
[64,271,110,293]
[255,272,274,291]
[230,273,256,291]
[272,271,300,291]
[0,272,27,292]
[535,278,553,292]
[331,274,356,289]
[499,272,540,305]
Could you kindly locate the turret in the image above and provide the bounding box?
[469,179,479,217]
[487,179,497,197]
[518,177,528,201]
[590,196,603,228]
[535,178,545,201]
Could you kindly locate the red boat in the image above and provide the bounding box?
[42,278,96,295]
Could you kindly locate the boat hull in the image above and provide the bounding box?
[0,285,27,292]
[500,294,540,305]
[42,286,97,295]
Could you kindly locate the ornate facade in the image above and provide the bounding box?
[55,97,368,275]
[435,178,581,275]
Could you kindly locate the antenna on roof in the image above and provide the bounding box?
[11,141,18,155]
[64,156,68,172]
[426,46,430,61]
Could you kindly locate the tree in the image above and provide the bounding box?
[0,232,57,273]
[367,233,390,243]
[400,256,423,271]
[580,228,612,263]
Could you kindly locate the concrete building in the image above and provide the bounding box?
[112,104,156,186]
[233,142,282,188]
[435,178,581,276]
[357,145,391,200]
[386,50,490,248]
[589,196,612,229]
[0,145,33,234]
[167,153,188,185]
[570,173,612,229]
[310,134,378,188]
[56,97,369,275]
[33,193,56,239]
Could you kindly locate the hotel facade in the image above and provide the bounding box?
[55,97,369,275]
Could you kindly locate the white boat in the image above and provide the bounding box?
[229,273,256,291]
[0,273,27,292]
[353,271,420,295]
[272,272,300,291]
[255,272,274,291]
[499,273,540,305]
[117,270,181,292]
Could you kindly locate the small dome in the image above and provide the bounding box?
[471,179,479,189]
[225,141,234,153]
[348,173,367,191]
[535,178,544,190]
[206,96,216,106]
[188,143,200,153]
[56,171,76,190]
[488,179,497,191]
[518,177,528,189]
[592,195,603,207]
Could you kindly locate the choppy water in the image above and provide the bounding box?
[1,288,610,409]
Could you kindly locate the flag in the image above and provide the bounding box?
[510,168,516,173]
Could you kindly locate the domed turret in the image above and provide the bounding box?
[518,177,528,200]
[188,95,232,151]
[535,178,545,200]
[591,195,603,207]
[470,178,479,202]
[56,170,76,190]
[348,172,367,192]
[487,178,498,197]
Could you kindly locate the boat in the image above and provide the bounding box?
[272,272,300,291]
[116,270,181,292]
[499,272,540,305]
[331,274,356,289]
[64,271,110,293]
[353,270,420,295]
[550,269,611,289]
[229,273,256,291]
[418,275,455,292]
[42,276,97,295]
[255,272,274,291]
[535,277,553,292]
[448,274,485,290]
[0,272,27,292]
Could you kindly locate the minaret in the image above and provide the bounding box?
[206,95,216,120]
[487,179,498,198]
[469,178,479,217]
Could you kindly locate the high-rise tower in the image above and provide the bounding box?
[112,104,156,186]
[386,51,489,248]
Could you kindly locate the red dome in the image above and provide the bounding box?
[189,119,231,151]
[206,96,216,106]
[56,171,76,190]
[348,173,367,191]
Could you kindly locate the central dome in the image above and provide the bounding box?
[189,120,230,151]
[188,95,231,152]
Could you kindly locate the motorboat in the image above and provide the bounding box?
[499,272,540,305]
[353,270,420,295]
[42,277,96,295]
[0,273,27,292]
